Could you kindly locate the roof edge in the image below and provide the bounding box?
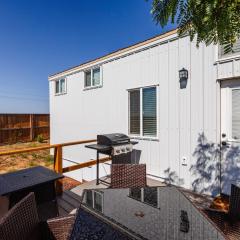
[49,28,178,80]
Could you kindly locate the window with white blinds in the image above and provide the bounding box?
[219,39,240,59]
[232,89,240,139]
[129,90,140,135]
[143,87,157,136]
[129,86,157,138]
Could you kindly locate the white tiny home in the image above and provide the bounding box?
[49,29,240,195]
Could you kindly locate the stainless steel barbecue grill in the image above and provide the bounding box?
[85,133,138,185]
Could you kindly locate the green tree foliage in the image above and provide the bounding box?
[150,0,240,52]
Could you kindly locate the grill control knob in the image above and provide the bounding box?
[121,148,126,152]
[126,147,130,151]
[116,150,120,153]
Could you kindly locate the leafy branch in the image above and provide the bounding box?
[149,0,240,53]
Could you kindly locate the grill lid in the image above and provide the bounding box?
[97,133,130,146]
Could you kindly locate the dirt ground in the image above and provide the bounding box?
[0,141,82,190]
[0,141,53,174]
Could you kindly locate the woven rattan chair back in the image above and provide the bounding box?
[0,192,40,240]
[47,215,75,240]
[111,164,147,188]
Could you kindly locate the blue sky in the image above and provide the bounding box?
[0,0,174,113]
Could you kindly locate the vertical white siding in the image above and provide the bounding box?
[178,37,191,188]
[158,42,169,178]
[168,39,180,182]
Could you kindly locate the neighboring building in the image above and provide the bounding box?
[48,29,240,195]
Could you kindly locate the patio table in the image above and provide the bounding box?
[70,186,227,240]
[0,166,63,220]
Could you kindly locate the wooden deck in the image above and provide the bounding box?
[57,190,82,216]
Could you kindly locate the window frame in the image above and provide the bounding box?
[55,78,67,95]
[128,85,159,140]
[84,66,102,90]
[229,87,240,141]
[84,190,104,213]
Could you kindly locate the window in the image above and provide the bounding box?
[219,39,240,59]
[232,89,240,140]
[84,67,102,88]
[129,86,157,138]
[129,90,140,135]
[128,187,160,209]
[55,78,66,94]
[85,71,91,87]
[84,190,103,213]
[129,188,141,201]
[94,191,103,212]
[144,188,158,207]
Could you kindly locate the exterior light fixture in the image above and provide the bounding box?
[179,68,188,89]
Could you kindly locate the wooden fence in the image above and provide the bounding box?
[0,114,49,144]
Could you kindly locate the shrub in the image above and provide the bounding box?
[36,134,44,143]
[44,155,54,166]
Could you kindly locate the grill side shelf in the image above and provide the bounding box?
[85,144,111,152]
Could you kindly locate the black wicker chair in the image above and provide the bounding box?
[0,192,75,240]
[204,184,240,239]
[110,164,147,188]
[228,184,240,219]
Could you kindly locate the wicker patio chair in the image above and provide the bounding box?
[206,184,240,221]
[47,215,75,240]
[0,192,75,240]
[203,185,240,239]
[228,184,240,220]
[110,164,147,188]
[0,192,40,240]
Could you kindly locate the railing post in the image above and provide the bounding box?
[54,145,63,194]
[29,114,34,141]
[54,146,63,173]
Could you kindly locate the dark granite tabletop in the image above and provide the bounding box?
[70,186,227,240]
[0,166,63,195]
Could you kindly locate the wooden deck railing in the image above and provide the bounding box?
[0,139,111,193]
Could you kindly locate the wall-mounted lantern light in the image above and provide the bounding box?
[179,68,188,89]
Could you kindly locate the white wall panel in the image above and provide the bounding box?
[168,39,180,182]
[234,59,240,77]
[190,42,205,192]
[218,61,233,79]
[158,43,169,178]
[178,37,191,188]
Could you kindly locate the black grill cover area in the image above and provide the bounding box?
[97,133,130,146]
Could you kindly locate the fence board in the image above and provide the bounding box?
[0,114,49,144]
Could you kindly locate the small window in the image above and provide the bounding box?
[85,71,91,87]
[84,190,103,213]
[129,188,141,201]
[55,79,66,95]
[232,89,240,140]
[129,90,140,135]
[144,187,158,207]
[143,87,157,136]
[84,67,102,88]
[219,39,240,59]
[129,86,157,138]
[94,191,103,212]
[93,68,100,86]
